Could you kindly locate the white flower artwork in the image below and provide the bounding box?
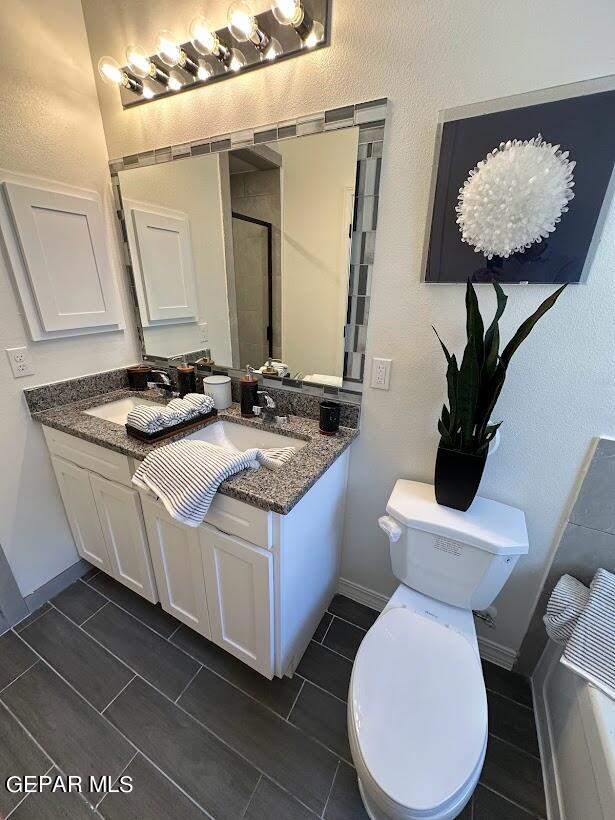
[455,135,576,260]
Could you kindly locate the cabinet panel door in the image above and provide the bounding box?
[50,456,112,573]
[90,475,157,603]
[141,498,211,638]
[200,525,274,678]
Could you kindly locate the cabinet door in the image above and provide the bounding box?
[200,525,274,678]
[141,497,211,638]
[90,475,157,603]
[51,456,112,573]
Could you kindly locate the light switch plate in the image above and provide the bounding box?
[371,357,391,390]
[6,346,35,378]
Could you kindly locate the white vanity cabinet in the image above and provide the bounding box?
[43,423,350,680]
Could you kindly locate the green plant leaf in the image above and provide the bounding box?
[446,354,458,432]
[465,279,485,369]
[457,338,480,449]
[500,284,567,369]
[483,282,507,376]
[432,326,452,363]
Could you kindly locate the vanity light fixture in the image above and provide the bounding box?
[270,0,324,47]
[103,0,330,108]
[227,0,283,61]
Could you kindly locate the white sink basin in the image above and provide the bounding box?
[84,397,160,425]
[186,420,307,452]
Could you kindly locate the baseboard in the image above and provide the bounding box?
[24,559,90,613]
[338,576,518,670]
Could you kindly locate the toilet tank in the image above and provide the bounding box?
[382,480,529,611]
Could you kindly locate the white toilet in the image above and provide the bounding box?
[348,480,529,820]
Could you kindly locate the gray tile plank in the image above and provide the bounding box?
[0,702,50,817]
[106,676,258,820]
[88,573,178,638]
[99,753,208,820]
[480,736,546,817]
[482,661,533,708]
[327,595,378,630]
[11,769,98,819]
[570,437,615,533]
[84,603,199,701]
[1,663,134,803]
[324,762,369,820]
[322,618,366,661]
[0,631,36,691]
[52,580,106,625]
[488,691,540,757]
[179,666,338,814]
[19,608,133,711]
[245,777,318,820]
[171,624,301,716]
[473,784,538,819]
[312,612,333,642]
[13,603,51,633]
[296,641,352,701]
[289,682,351,762]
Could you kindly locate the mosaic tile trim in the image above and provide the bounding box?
[109,97,389,396]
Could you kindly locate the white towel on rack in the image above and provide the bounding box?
[560,568,615,700]
[132,439,295,526]
[543,574,591,645]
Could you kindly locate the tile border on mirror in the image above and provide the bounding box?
[109,98,389,400]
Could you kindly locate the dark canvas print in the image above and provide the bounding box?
[425,88,615,283]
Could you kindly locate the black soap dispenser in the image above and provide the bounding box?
[240,367,259,417]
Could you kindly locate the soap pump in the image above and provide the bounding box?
[240,366,259,417]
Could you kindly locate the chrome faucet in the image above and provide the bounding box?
[147,369,179,396]
[253,391,288,425]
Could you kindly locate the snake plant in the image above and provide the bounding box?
[434,280,567,456]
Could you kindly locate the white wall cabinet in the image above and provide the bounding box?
[44,424,350,680]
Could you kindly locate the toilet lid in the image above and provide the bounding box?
[350,607,488,812]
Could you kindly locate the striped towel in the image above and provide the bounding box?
[132,439,296,526]
[543,574,591,644]
[561,569,615,699]
[126,394,214,433]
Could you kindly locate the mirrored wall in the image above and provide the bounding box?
[112,99,387,391]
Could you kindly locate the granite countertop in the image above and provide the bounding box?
[32,388,358,515]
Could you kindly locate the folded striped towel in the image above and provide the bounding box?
[132,439,295,526]
[560,569,615,699]
[126,394,214,434]
[543,574,591,644]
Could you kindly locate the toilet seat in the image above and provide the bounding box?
[348,606,488,818]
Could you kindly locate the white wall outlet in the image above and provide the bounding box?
[198,322,208,344]
[371,357,392,390]
[5,346,35,378]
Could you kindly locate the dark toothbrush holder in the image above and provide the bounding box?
[319,400,341,436]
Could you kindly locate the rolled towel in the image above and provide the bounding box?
[543,574,590,645]
[561,568,615,699]
[167,394,214,420]
[182,393,215,415]
[126,404,167,434]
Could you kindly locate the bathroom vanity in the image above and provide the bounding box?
[34,388,356,679]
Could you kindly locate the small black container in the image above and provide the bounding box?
[176,365,196,398]
[434,446,487,511]
[319,400,341,436]
[127,364,151,391]
[240,373,259,417]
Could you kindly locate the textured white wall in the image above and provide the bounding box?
[0,0,139,595]
[82,0,615,654]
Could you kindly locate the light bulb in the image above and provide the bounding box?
[303,20,324,48]
[197,61,214,81]
[190,16,218,55]
[126,45,151,78]
[229,48,247,72]
[271,0,303,26]
[142,85,155,100]
[261,37,282,61]
[167,71,183,91]
[98,56,123,86]
[228,1,257,42]
[156,30,182,67]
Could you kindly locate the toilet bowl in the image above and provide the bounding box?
[347,480,529,820]
[348,586,488,820]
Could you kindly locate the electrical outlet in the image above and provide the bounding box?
[371,357,391,390]
[6,346,35,378]
[198,322,208,344]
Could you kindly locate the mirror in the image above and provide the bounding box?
[117,125,369,389]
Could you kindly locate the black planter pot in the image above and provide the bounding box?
[434,446,487,511]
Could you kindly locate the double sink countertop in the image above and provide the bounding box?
[31,388,358,515]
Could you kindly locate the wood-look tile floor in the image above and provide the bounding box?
[0,573,546,818]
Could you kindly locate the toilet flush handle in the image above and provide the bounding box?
[378,515,402,542]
